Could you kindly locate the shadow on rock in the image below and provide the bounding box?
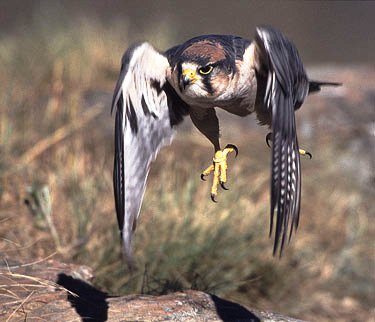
[57,273,109,322]
[211,294,261,322]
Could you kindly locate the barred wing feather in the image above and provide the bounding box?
[254,27,309,255]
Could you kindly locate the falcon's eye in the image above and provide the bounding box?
[198,65,213,75]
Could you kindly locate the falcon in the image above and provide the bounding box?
[111,26,339,262]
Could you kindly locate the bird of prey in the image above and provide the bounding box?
[111,26,339,262]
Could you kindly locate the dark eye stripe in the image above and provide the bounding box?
[201,75,214,95]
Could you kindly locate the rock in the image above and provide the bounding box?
[0,259,305,321]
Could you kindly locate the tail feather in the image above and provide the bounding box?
[309,80,342,94]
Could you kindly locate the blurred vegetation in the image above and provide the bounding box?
[0,4,374,322]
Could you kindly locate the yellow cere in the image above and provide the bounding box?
[182,68,197,78]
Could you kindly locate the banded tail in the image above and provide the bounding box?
[309,80,342,94]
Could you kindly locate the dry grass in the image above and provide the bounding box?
[0,15,373,322]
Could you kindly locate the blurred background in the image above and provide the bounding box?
[0,1,374,321]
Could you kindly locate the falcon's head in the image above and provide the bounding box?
[169,39,236,101]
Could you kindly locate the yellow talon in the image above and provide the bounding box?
[201,164,214,180]
[299,149,312,159]
[212,157,221,196]
[266,132,312,159]
[201,144,238,202]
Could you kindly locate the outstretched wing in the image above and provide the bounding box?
[254,26,309,255]
[112,43,189,262]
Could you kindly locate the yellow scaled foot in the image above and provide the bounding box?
[200,144,238,202]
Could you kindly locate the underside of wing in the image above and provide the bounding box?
[112,43,189,263]
[254,26,309,255]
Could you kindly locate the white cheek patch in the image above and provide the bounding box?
[186,83,209,97]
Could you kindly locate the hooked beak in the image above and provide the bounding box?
[181,69,197,89]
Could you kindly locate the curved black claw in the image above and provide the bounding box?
[200,174,206,181]
[225,144,239,157]
[305,151,312,159]
[211,193,218,203]
[220,181,229,190]
[266,132,272,148]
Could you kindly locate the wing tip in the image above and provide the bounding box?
[271,208,300,257]
[121,231,136,271]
